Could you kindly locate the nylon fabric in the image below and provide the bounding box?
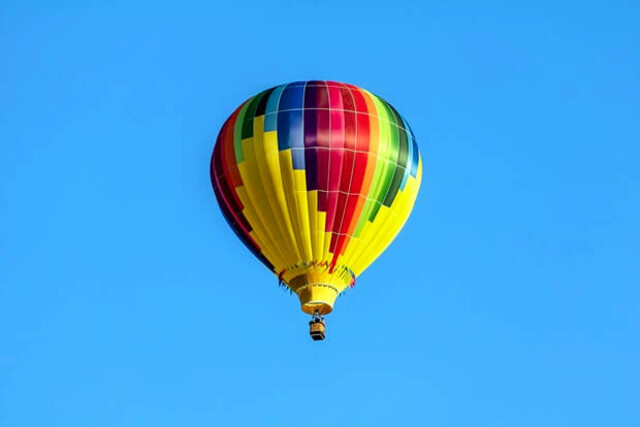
[211,80,422,314]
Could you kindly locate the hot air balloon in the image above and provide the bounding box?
[210,81,422,340]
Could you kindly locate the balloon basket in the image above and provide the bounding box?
[309,318,326,341]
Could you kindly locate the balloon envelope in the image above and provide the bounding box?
[211,81,422,314]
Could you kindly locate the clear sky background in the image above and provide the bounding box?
[1,1,639,426]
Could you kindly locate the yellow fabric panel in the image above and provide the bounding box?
[292,168,313,265]
[277,151,312,263]
[351,159,423,275]
[238,136,291,267]
[235,185,286,271]
[306,190,322,264]
[252,124,301,262]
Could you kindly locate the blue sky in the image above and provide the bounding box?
[1,1,639,426]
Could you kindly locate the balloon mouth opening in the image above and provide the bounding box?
[301,302,333,315]
[295,283,339,315]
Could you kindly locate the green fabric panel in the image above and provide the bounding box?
[353,91,384,237]
[240,92,264,139]
[383,104,409,207]
[234,100,252,163]
[369,99,399,217]
[367,95,396,221]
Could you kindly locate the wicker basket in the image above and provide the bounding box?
[309,321,326,341]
